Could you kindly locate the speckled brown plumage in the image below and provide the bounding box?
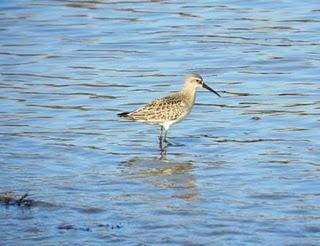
[126,92,192,124]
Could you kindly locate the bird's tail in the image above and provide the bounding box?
[117,112,130,118]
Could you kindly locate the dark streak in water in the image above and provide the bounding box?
[0,52,43,57]
[243,109,308,115]
[196,103,249,109]
[220,90,258,96]
[68,66,96,70]
[0,61,37,66]
[214,138,287,143]
[1,72,74,80]
[25,104,90,111]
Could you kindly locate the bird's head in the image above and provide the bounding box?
[185,73,221,97]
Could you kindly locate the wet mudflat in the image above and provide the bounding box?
[0,0,319,245]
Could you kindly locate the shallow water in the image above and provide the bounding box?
[0,0,319,245]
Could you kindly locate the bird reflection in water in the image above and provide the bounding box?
[123,154,199,201]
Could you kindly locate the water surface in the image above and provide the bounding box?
[0,0,319,245]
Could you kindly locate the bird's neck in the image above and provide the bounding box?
[181,86,197,106]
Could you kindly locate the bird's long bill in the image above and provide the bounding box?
[202,82,221,97]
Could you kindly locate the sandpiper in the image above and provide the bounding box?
[118,73,221,145]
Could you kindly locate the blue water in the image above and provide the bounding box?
[0,0,319,245]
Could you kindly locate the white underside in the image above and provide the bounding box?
[160,120,177,131]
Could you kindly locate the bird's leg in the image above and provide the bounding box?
[159,126,168,158]
[160,126,178,147]
[163,129,168,143]
[159,126,164,148]
[159,126,164,141]
[163,128,183,146]
[159,144,167,160]
[163,128,175,146]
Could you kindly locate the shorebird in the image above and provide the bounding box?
[118,73,221,146]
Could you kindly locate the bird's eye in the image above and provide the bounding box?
[196,79,202,83]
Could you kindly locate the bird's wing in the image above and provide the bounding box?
[128,93,187,123]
